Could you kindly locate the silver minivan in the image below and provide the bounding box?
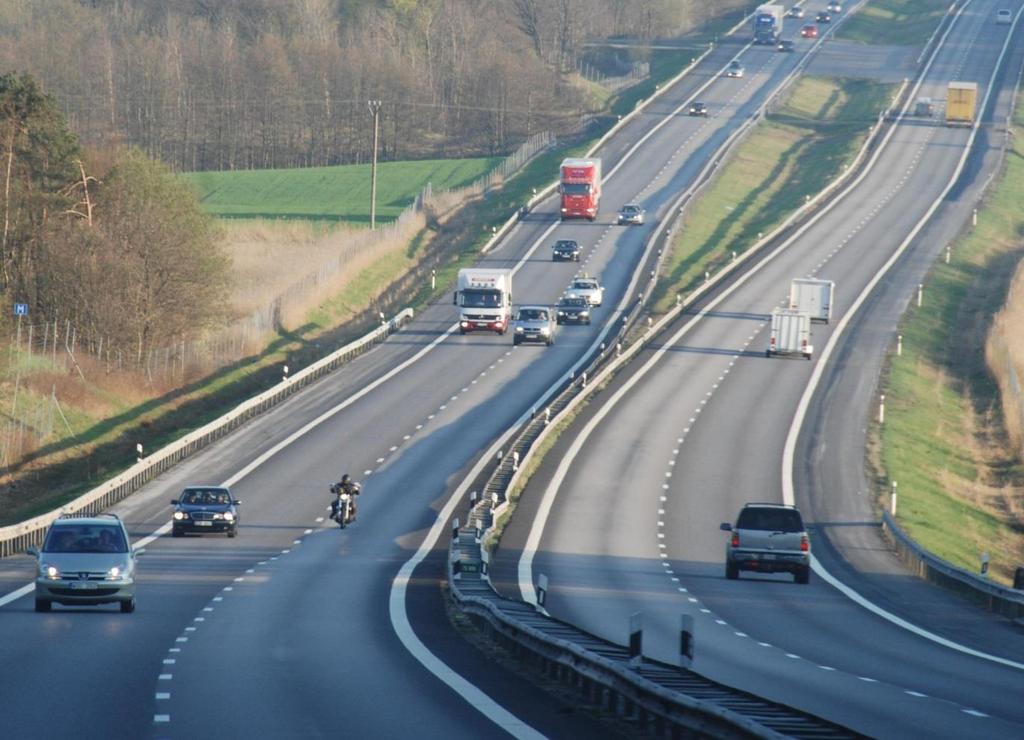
[512,305,556,346]
[28,514,142,613]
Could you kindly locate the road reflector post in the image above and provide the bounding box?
[981,552,990,578]
[680,614,695,670]
[512,451,520,472]
[282,364,289,382]
[451,518,459,544]
[136,442,143,463]
[879,394,885,425]
[891,481,898,516]
[629,611,643,669]
[897,334,902,356]
[536,573,549,610]
[917,284,923,307]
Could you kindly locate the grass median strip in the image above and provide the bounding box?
[873,103,1024,585]
[653,75,895,313]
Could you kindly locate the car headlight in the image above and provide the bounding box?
[108,566,122,579]
[223,511,235,522]
[580,311,589,317]
[540,327,550,335]
[515,326,524,333]
[42,564,60,580]
[173,510,187,520]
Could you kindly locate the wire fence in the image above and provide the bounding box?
[577,61,651,93]
[0,131,555,466]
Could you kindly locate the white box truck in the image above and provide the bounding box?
[767,308,813,359]
[453,268,513,335]
[788,278,834,323]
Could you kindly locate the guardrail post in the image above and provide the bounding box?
[536,573,548,610]
[629,611,643,669]
[680,614,695,669]
[512,451,519,472]
[544,408,551,425]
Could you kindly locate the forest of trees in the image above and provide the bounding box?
[0,0,749,172]
[0,72,230,352]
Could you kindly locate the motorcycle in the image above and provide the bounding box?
[329,482,360,528]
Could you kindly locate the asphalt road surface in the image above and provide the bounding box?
[495,1,1024,738]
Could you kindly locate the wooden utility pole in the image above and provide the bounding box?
[368,100,383,229]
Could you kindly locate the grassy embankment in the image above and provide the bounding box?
[837,0,950,45]
[874,102,1024,585]
[0,11,745,525]
[652,75,895,312]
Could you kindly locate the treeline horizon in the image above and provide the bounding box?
[0,0,748,172]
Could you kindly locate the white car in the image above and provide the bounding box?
[726,60,744,78]
[566,276,604,307]
[997,9,1012,25]
[786,6,805,19]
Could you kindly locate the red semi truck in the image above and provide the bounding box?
[559,158,602,220]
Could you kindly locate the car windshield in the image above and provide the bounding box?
[555,240,577,248]
[182,489,230,505]
[462,288,502,308]
[562,183,592,195]
[572,280,597,290]
[559,298,586,307]
[737,508,804,533]
[623,205,640,213]
[44,524,128,553]
[518,309,548,321]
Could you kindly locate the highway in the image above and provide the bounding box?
[493,1,1024,738]
[0,12,824,740]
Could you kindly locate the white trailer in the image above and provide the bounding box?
[788,278,834,324]
[767,308,813,359]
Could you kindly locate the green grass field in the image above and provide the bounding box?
[652,76,895,312]
[838,0,950,46]
[878,100,1024,584]
[185,158,502,224]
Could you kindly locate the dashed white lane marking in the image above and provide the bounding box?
[820,665,836,671]
[858,676,877,683]
[162,659,175,665]
[154,715,170,723]
[962,709,988,717]
[906,690,927,697]
[785,654,800,659]
[156,693,170,700]
[159,674,172,680]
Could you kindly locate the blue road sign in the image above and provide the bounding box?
[13,303,28,316]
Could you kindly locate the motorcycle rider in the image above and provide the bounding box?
[331,474,360,523]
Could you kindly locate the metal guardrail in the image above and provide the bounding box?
[450,537,861,738]
[443,11,913,738]
[0,309,415,558]
[881,512,1024,621]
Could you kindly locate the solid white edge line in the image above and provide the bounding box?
[780,1,1024,673]
[388,422,546,740]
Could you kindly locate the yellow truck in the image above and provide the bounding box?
[945,81,978,127]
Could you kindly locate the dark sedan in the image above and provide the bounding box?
[171,486,241,537]
[555,296,592,325]
[551,239,581,262]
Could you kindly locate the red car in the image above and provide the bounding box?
[801,23,819,38]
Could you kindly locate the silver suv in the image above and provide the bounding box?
[720,503,810,584]
[27,513,142,612]
[512,305,555,346]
